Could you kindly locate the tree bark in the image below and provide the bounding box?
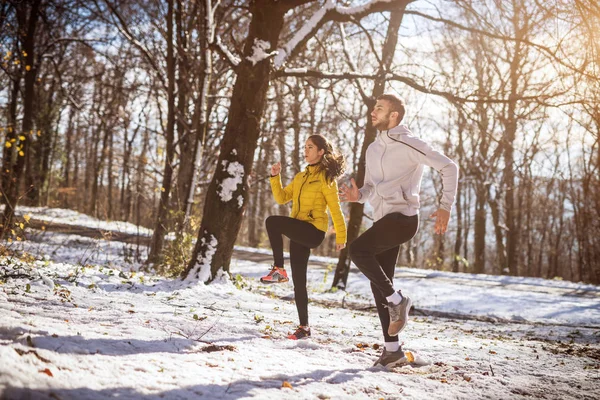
[183,2,288,281]
[148,0,177,264]
[0,0,41,240]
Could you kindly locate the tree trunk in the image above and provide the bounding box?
[0,0,41,240]
[1,76,20,208]
[60,106,75,208]
[332,6,407,289]
[148,0,177,264]
[503,0,525,276]
[473,182,487,274]
[183,3,287,281]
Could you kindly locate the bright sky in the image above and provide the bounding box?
[1,207,599,399]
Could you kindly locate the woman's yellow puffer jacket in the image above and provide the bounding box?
[270,165,347,244]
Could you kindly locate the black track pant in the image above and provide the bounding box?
[265,215,325,326]
[348,212,418,342]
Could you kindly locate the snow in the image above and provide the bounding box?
[283,67,308,74]
[246,39,277,66]
[218,160,245,204]
[1,207,599,399]
[273,0,398,69]
[186,233,218,283]
[336,0,395,16]
[274,1,335,68]
[215,36,240,67]
[12,206,153,237]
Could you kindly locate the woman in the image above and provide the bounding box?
[261,134,347,340]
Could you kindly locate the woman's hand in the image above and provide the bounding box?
[271,162,281,177]
[336,243,346,251]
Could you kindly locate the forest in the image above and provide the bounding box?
[1,0,599,285]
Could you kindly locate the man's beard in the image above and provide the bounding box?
[373,116,390,130]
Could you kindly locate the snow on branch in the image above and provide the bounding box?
[273,0,336,68]
[215,36,240,67]
[246,39,278,66]
[273,0,402,68]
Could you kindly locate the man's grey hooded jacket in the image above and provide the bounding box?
[358,124,459,221]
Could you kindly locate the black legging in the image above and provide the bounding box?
[265,215,325,326]
[348,212,418,342]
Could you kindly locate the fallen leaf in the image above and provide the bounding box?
[282,381,293,389]
[40,368,53,377]
[405,351,415,363]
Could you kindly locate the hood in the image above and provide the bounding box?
[384,124,413,139]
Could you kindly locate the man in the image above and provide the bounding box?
[339,94,458,368]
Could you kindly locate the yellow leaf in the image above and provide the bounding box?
[23,214,31,223]
[19,151,24,156]
[37,130,41,136]
[19,223,24,229]
[14,60,19,65]
[5,142,11,148]
[22,51,27,57]
[10,138,16,142]
[8,127,12,133]
[25,65,31,71]
[19,135,25,141]
[161,187,165,192]
[282,381,293,389]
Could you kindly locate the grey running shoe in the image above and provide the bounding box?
[387,293,412,336]
[372,348,406,368]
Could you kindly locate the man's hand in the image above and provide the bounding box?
[271,162,281,176]
[339,178,360,202]
[430,208,450,234]
[336,243,346,251]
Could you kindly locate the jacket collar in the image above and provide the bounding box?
[304,164,320,175]
[378,124,412,143]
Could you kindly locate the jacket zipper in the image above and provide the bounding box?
[294,169,310,218]
[377,132,387,219]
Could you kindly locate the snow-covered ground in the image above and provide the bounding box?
[1,207,599,399]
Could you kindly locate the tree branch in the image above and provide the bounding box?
[273,0,414,68]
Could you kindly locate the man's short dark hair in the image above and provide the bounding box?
[377,94,405,123]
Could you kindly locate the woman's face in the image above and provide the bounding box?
[304,139,325,165]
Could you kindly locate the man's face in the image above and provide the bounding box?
[370,100,397,130]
